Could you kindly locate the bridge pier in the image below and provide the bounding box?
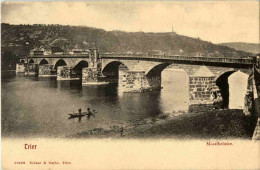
[39,64,56,77]
[25,63,38,75]
[57,66,79,80]
[82,67,107,85]
[147,75,162,90]
[189,66,218,105]
[119,70,161,92]
[16,63,25,73]
[189,76,218,105]
[120,71,150,92]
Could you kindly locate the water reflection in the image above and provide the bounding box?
[228,71,249,109]
[160,69,189,115]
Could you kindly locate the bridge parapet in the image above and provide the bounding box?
[27,54,90,58]
[100,54,254,65]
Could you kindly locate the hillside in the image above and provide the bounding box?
[219,42,259,54]
[1,23,252,70]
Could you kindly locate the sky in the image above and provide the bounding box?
[1,1,259,44]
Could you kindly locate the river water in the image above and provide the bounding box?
[2,69,189,138]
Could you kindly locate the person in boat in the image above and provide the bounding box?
[78,108,82,115]
[120,127,124,137]
[86,108,93,120]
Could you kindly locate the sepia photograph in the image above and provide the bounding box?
[1,0,260,169]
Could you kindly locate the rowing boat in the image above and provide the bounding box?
[68,111,97,119]
[68,112,87,119]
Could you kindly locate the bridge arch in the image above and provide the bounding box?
[73,60,89,76]
[146,63,175,78]
[102,61,129,79]
[39,59,49,65]
[216,71,236,108]
[146,63,190,95]
[215,70,249,109]
[29,59,34,64]
[214,69,236,82]
[54,59,67,69]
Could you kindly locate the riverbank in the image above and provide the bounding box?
[69,107,256,139]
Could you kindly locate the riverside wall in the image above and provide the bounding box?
[252,67,260,140]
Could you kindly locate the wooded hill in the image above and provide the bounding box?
[219,42,259,54]
[1,23,252,70]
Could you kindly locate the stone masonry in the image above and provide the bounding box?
[57,66,79,80]
[120,71,151,92]
[147,75,162,90]
[118,63,162,92]
[16,63,25,73]
[189,66,219,105]
[82,67,106,85]
[25,63,38,75]
[189,76,218,105]
[39,64,56,77]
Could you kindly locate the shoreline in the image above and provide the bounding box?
[68,107,256,140]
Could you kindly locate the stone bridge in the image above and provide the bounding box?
[20,49,255,107]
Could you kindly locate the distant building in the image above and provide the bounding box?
[136,52,143,55]
[195,52,205,57]
[51,46,64,55]
[125,51,134,55]
[147,50,164,55]
[30,46,64,56]
[69,49,89,54]
[207,53,215,57]
[42,45,52,55]
[30,47,44,56]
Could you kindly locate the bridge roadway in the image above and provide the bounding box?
[27,53,254,67]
